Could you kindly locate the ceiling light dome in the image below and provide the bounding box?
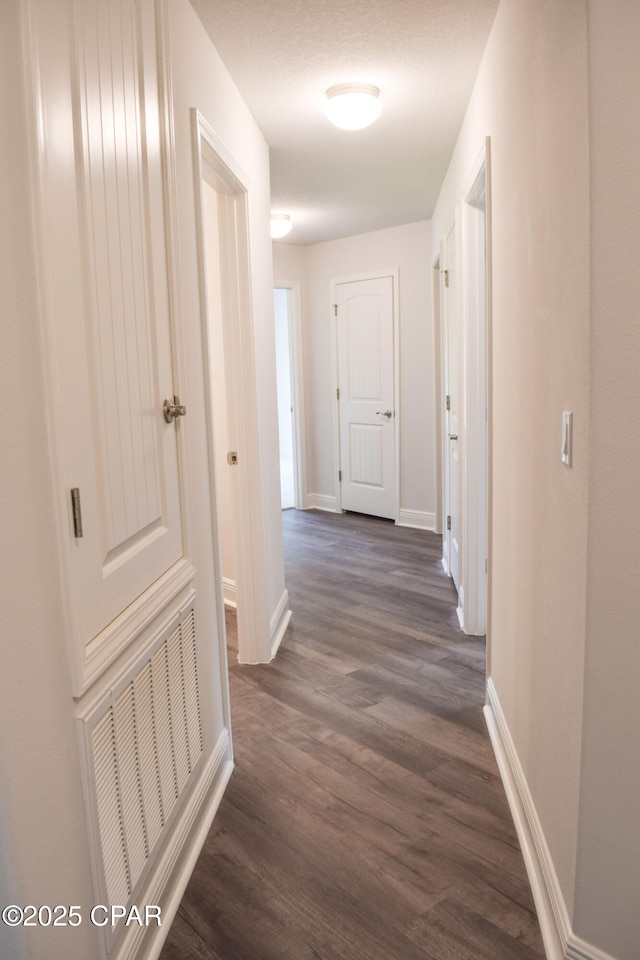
[270,214,292,239]
[324,83,382,131]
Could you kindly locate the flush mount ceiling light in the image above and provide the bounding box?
[324,83,382,131]
[270,214,292,239]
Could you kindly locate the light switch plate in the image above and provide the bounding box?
[562,411,573,466]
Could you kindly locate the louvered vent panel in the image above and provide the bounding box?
[151,643,178,817]
[134,663,164,851]
[115,686,148,888]
[92,712,130,906]
[90,605,203,908]
[168,627,190,793]
[182,611,203,764]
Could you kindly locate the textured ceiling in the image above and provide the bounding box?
[189,0,499,245]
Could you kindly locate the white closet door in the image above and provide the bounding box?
[336,276,396,520]
[35,0,189,686]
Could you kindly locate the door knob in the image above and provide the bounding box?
[449,433,458,440]
[376,410,392,419]
[163,396,187,423]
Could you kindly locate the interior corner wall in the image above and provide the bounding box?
[168,0,286,634]
[431,0,590,933]
[274,221,434,519]
[572,4,640,958]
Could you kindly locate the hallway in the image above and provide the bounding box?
[160,510,544,960]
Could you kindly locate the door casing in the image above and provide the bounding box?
[192,109,272,664]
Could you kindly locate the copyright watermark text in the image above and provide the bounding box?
[2,904,161,928]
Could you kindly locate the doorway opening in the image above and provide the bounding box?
[192,109,271,664]
[273,284,306,511]
[461,146,490,638]
[437,139,491,641]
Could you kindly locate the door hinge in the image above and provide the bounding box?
[336,387,340,401]
[338,470,342,482]
[441,269,449,287]
[445,394,450,411]
[333,304,338,317]
[71,487,83,538]
[446,514,451,531]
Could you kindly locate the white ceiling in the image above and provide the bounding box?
[189,0,499,245]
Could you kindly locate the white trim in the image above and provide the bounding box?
[484,680,616,960]
[397,509,436,531]
[222,577,237,609]
[111,730,233,960]
[269,589,292,660]
[306,494,340,512]
[565,938,618,960]
[330,268,401,522]
[82,558,195,692]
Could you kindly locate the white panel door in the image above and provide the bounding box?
[445,225,461,591]
[336,276,396,520]
[37,0,189,682]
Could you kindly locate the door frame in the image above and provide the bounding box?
[192,109,271,664]
[274,283,307,510]
[432,253,443,536]
[460,138,492,640]
[440,216,459,585]
[330,269,400,521]
[436,139,492,641]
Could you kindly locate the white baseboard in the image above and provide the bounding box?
[114,728,233,960]
[270,589,292,660]
[397,509,436,531]
[222,577,237,609]
[484,680,615,960]
[305,493,339,512]
[456,585,465,630]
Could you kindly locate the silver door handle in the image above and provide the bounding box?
[449,433,458,440]
[163,396,187,423]
[376,410,392,419]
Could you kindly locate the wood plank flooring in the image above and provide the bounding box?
[160,510,544,960]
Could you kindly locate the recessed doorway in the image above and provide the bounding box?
[274,285,306,510]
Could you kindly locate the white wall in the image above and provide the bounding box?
[574,2,640,955]
[274,220,434,524]
[432,1,639,958]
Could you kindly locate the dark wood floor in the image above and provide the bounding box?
[160,509,544,960]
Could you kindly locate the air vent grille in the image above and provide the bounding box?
[91,607,202,905]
